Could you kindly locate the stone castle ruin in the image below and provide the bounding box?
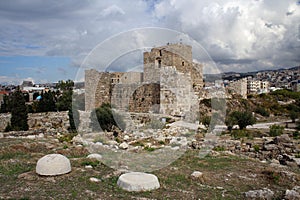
[85,43,203,119]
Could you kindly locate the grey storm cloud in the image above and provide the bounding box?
[0,0,299,73]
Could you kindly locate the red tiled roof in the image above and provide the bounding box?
[0,91,9,95]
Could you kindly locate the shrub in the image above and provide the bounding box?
[255,106,270,117]
[253,145,260,152]
[213,146,225,151]
[91,103,126,132]
[231,129,248,139]
[289,111,299,123]
[293,131,300,139]
[269,124,284,137]
[200,115,211,128]
[144,146,155,152]
[145,118,165,130]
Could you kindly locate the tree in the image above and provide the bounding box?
[56,80,80,133]
[0,94,11,113]
[228,111,256,130]
[225,115,235,132]
[56,90,72,111]
[10,88,28,131]
[56,80,74,91]
[36,91,57,112]
[56,80,74,111]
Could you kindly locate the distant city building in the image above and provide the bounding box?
[247,78,270,94]
[291,80,300,92]
[228,78,247,99]
[0,90,10,107]
[21,80,34,89]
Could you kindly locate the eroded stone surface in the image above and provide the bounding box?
[36,154,71,176]
[117,172,160,192]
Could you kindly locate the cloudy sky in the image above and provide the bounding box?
[0,0,299,84]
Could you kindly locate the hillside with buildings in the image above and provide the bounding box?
[0,44,300,199]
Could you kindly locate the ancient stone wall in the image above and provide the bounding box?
[85,70,144,111]
[128,83,160,113]
[111,84,140,111]
[85,69,101,111]
[143,43,203,91]
[0,113,10,132]
[85,43,204,116]
[0,111,69,133]
[160,66,198,120]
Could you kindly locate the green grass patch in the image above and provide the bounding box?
[0,151,27,160]
[0,162,34,176]
[213,146,226,151]
[81,160,100,168]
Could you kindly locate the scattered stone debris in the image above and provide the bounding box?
[244,188,274,200]
[285,186,300,200]
[36,154,71,176]
[87,153,102,161]
[191,171,205,183]
[89,177,101,183]
[119,142,129,150]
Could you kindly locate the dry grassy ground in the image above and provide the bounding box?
[0,136,300,200]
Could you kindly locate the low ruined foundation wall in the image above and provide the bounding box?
[0,111,70,133]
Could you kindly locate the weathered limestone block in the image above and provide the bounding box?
[36,154,71,176]
[117,172,160,192]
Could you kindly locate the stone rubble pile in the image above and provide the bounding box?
[192,133,300,168]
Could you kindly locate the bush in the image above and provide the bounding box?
[200,115,211,128]
[253,144,260,152]
[91,103,126,132]
[293,131,300,139]
[145,118,165,130]
[269,124,284,137]
[231,129,254,139]
[255,106,270,117]
[289,111,299,123]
